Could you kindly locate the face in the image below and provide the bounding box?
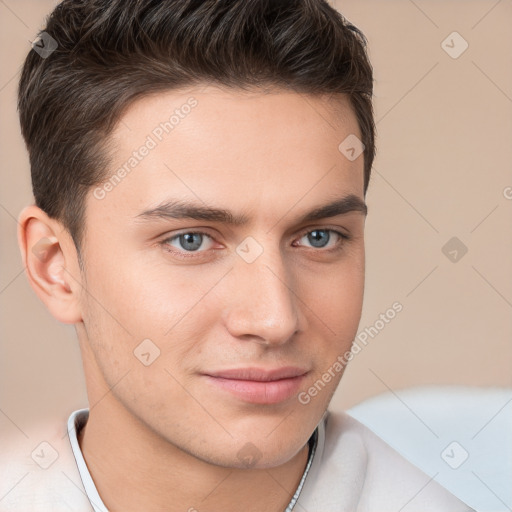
[76,86,366,468]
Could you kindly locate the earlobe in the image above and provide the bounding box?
[17,205,83,324]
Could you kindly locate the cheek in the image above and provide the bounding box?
[296,267,364,413]
[307,253,365,336]
[80,249,222,373]
[79,255,204,415]
[301,253,365,392]
[83,248,184,332]
[332,268,364,334]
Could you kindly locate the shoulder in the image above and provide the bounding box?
[298,410,474,512]
[0,412,93,512]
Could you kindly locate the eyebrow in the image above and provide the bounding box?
[135,193,367,226]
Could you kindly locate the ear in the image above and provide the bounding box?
[17,205,83,324]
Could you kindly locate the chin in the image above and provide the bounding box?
[201,425,311,470]
[199,444,304,470]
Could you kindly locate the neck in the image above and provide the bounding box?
[79,397,311,512]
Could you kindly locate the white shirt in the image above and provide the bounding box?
[0,408,474,511]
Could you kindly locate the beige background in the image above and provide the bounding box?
[1,0,511,433]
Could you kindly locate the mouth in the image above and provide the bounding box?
[202,367,309,405]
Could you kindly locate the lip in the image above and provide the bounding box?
[203,367,308,405]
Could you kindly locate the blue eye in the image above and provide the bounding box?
[293,229,349,251]
[160,228,349,259]
[301,229,336,249]
[165,232,213,253]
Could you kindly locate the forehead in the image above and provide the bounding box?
[87,86,364,229]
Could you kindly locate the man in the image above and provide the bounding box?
[7,0,474,510]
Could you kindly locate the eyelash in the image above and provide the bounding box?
[159,228,350,259]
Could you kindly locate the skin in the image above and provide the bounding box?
[18,85,367,512]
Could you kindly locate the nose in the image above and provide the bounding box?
[223,244,303,346]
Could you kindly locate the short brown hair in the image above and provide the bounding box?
[18,0,375,260]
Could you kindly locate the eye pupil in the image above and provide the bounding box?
[308,230,329,248]
[180,233,203,251]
